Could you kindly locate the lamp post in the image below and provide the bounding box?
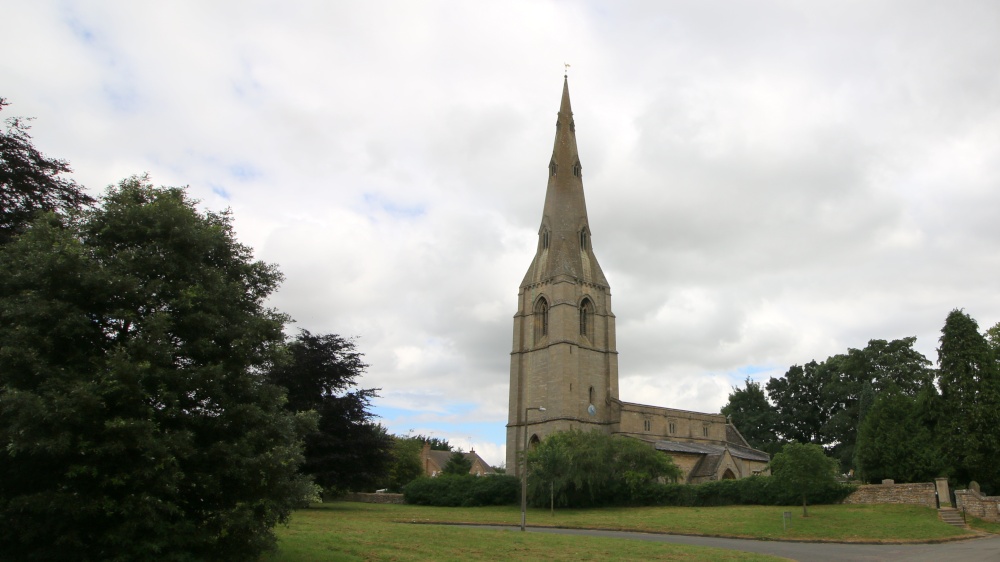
[520,406,545,532]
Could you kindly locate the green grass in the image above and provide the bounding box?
[266,501,974,561]
[968,515,1000,534]
[266,503,783,561]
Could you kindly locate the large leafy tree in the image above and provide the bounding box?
[767,361,829,445]
[526,430,680,508]
[0,177,312,561]
[0,98,94,244]
[821,338,933,472]
[721,377,779,454]
[384,437,425,492]
[769,442,840,517]
[266,330,393,493]
[936,309,1000,490]
[855,384,944,484]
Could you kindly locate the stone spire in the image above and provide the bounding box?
[521,76,608,288]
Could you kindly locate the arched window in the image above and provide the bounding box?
[588,386,594,404]
[579,229,588,250]
[579,298,594,336]
[528,434,541,450]
[541,229,550,250]
[534,297,549,341]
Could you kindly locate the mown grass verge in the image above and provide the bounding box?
[266,502,782,561]
[968,515,1000,534]
[267,501,975,560]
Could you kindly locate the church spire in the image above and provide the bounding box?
[521,76,608,288]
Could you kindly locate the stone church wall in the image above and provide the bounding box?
[616,402,726,442]
[841,482,936,508]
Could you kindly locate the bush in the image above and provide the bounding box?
[403,475,519,507]
[543,475,854,509]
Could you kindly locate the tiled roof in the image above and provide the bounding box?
[691,453,723,477]
[654,440,722,455]
[654,439,770,463]
[425,449,496,475]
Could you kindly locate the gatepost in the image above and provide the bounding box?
[935,478,952,508]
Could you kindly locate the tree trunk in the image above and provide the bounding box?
[550,482,554,516]
[802,494,809,517]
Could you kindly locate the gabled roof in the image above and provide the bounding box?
[690,453,724,478]
[424,449,496,475]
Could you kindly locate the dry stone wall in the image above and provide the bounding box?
[956,485,1000,522]
[841,481,936,508]
[341,492,406,504]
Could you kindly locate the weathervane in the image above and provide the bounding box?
[564,62,571,77]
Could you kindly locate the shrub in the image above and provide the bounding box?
[402,475,519,507]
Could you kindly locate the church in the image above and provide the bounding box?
[505,77,769,483]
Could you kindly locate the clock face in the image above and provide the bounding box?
[588,404,596,417]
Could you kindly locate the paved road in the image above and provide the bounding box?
[462,525,1000,561]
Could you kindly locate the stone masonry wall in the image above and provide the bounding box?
[841,482,936,508]
[341,492,406,504]
[956,488,1000,523]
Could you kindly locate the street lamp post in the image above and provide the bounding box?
[520,406,545,532]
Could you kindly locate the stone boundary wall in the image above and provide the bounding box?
[341,492,406,504]
[841,482,936,508]
[956,489,1000,522]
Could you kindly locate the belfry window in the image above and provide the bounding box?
[579,298,594,336]
[588,386,594,404]
[534,298,549,341]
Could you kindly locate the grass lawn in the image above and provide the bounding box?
[267,503,782,561]
[968,515,1000,535]
[267,501,974,561]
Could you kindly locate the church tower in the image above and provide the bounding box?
[506,77,619,475]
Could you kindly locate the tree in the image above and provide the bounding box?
[266,330,393,493]
[721,377,779,454]
[767,361,829,445]
[821,339,933,472]
[855,385,945,484]
[411,434,452,451]
[384,437,425,492]
[769,442,840,517]
[526,430,680,508]
[0,98,94,244]
[442,451,474,475]
[936,309,1000,490]
[0,177,312,561]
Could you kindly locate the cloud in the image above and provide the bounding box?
[4,0,1000,467]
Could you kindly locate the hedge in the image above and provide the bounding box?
[401,474,853,508]
[403,475,520,507]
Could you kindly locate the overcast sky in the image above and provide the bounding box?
[5,1,1000,467]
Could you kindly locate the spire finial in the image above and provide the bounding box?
[564,62,571,77]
